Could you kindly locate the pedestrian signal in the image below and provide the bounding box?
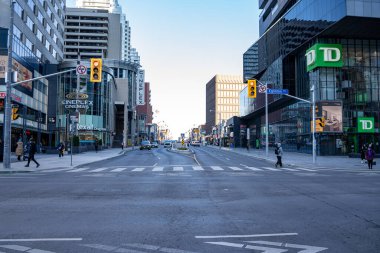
[90,58,102,82]
[12,107,19,121]
[247,80,257,98]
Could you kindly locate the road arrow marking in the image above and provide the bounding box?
[195,233,298,239]
[246,241,328,253]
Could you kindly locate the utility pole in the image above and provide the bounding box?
[3,0,15,169]
[265,81,269,157]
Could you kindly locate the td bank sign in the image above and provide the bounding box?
[358,117,375,133]
[306,43,343,72]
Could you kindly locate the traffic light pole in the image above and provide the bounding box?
[3,0,15,169]
[3,68,75,169]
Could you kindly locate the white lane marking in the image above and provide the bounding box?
[0,177,37,179]
[111,168,128,172]
[28,249,56,253]
[192,166,204,171]
[89,168,108,172]
[0,245,30,251]
[152,167,164,172]
[280,168,298,172]
[132,168,145,172]
[41,168,71,172]
[205,242,287,252]
[229,167,243,171]
[210,166,224,171]
[124,243,198,253]
[173,167,184,171]
[262,167,281,171]
[225,158,230,160]
[195,233,298,239]
[153,163,158,166]
[295,168,317,172]
[247,241,328,252]
[0,238,83,242]
[246,167,262,171]
[80,243,118,251]
[67,168,88,172]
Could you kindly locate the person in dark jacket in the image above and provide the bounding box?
[360,144,367,164]
[366,146,375,170]
[25,137,40,168]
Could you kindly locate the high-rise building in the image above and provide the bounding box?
[130,48,140,64]
[243,42,259,82]
[76,0,131,61]
[64,8,122,60]
[205,75,245,134]
[241,0,380,155]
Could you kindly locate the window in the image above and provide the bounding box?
[46,23,51,35]
[13,25,22,40]
[27,0,34,10]
[13,2,23,17]
[36,49,42,59]
[25,38,32,50]
[37,11,43,24]
[26,16,34,31]
[36,29,43,41]
[45,40,50,51]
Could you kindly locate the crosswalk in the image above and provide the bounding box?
[39,165,319,174]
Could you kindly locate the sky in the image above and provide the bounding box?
[67,0,260,138]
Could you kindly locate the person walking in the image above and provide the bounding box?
[25,137,40,168]
[15,138,23,161]
[365,145,375,170]
[94,139,98,153]
[57,142,65,157]
[360,144,367,163]
[275,143,283,168]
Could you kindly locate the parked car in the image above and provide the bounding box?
[140,140,151,150]
[191,141,201,147]
[151,141,159,148]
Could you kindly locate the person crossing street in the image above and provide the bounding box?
[275,143,283,168]
[25,137,40,168]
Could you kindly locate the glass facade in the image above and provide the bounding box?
[57,68,116,147]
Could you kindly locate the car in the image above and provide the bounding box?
[151,141,159,148]
[140,140,151,150]
[191,141,201,147]
[163,141,172,148]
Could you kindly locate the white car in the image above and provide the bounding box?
[163,141,172,148]
[191,141,201,147]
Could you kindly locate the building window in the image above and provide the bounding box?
[46,23,51,35]
[36,29,42,41]
[25,38,32,50]
[13,25,21,40]
[37,10,43,24]
[27,0,34,10]
[45,40,50,51]
[13,2,23,17]
[36,49,42,59]
[26,16,34,31]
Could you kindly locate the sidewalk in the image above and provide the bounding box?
[0,147,135,173]
[208,145,368,170]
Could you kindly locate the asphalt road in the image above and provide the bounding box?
[0,145,379,253]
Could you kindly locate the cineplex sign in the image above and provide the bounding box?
[62,92,93,109]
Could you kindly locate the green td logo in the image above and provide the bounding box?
[306,43,343,72]
[358,117,375,133]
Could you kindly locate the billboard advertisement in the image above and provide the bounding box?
[0,56,33,96]
[314,101,343,132]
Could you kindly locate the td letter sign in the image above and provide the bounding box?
[358,117,375,133]
[306,43,343,72]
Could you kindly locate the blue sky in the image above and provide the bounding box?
[67,0,260,138]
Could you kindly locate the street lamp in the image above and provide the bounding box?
[210,109,222,149]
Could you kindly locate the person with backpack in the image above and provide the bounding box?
[365,145,375,170]
[275,143,283,168]
[57,142,65,157]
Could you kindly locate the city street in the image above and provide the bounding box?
[0,146,379,253]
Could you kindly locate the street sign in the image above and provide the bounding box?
[267,89,289,95]
[76,65,87,75]
[258,85,267,93]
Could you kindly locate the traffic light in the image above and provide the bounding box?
[12,107,19,121]
[90,58,102,82]
[247,79,257,98]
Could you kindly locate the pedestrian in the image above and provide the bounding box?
[94,139,98,153]
[360,144,367,163]
[256,138,260,149]
[246,141,250,151]
[365,145,375,170]
[121,142,124,150]
[15,138,23,161]
[57,142,65,157]
[25,137,40,168]
[275,143,283,168]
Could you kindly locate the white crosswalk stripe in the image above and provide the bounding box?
[229,166,243,171]
[211,166,224,171]
[173,167,184,171]
[246,167,262,171]
[132,168,145,172]
[295,167,316,172]
[280,168,298,171]
[262,167,281,171]
[111,167,128,172]
[89,168,108,172]
[67,168,89,172]
[152,166,164,172]
[192,166,204,171]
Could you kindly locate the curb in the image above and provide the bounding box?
[73,148,134,168]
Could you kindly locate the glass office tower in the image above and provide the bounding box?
[241,0,380,155]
